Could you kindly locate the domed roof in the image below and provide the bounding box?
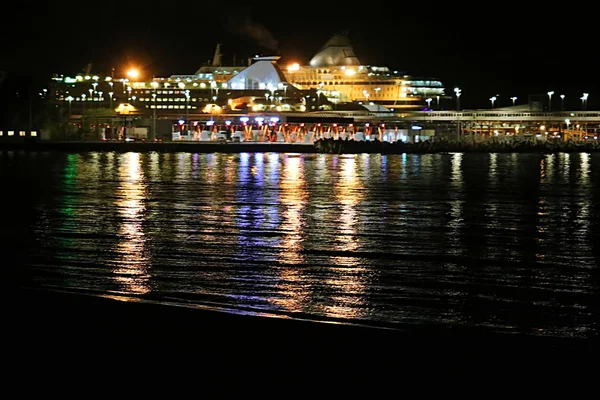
[309,34,361,67]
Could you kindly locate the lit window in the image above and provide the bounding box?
[0,131,2,136]
[20,131,26,136]
[31,131,37,137]
[8,131,14,136]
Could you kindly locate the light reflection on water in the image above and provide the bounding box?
[112,152,150,295]
[5,151,600,338]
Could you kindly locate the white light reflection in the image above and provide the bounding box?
[447,153,464,255]
[485,153,498,229]
[324,155,368,319]
[112,152,150,295]
[267,153,280,184]
[561,152,570,181]
[270,155,310,312]
[576,153,591,241]
[203,154,218,184]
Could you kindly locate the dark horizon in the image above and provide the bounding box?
[1,0,598,110]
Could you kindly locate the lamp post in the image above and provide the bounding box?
[81,94,86,132]
[66,96,73,118]
[151,81,159,140]
[108,92,113,110]
[510,96,517,106]
[454,87,462,139]
[436,95,440,109]
[426,98,432,109]
[185,90,190,135]
[490,96,497,108]
[152,93,157,140]
[560,94,565,111]
[453,87,461,110]
[547,91,554,111]
[581,93,589,110]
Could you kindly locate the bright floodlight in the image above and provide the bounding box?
[127,69,139,79]
[547,91,554,96]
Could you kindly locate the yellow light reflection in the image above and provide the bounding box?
[113,152,150,295]
[448,153,464,255]
[561,152,570,180]
[486,153,498,228]
[270,155,310,312]
[324,155,368,319]
[576,153,591,238]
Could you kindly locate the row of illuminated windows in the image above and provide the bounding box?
[137,97,215,102]
[0,131,38,137]
[293,81,400,86]
[146,105,198,109]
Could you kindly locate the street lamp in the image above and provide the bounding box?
[565,118,571,130]
[547,91,554,111]
[108,92,114,109]
[185,90,190,134]
[490,96,497,108]
[510,96,517,106]
[127,86,132,100]
[66,96,74,118]
[453,87,461,110]
[581,93,589,110]
[436,95,440,109]
[560,94,565,111]
[152,93,157,140]
[81,94,86,129]
[426,98,432,109]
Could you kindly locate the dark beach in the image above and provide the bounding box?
[13,287,595,360]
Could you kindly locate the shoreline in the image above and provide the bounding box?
[0,140,318,153]
[12,287,595,357]
[2,138,600,154]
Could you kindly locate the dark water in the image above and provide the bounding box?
[4,150,600,338]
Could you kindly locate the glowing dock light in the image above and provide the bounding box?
[269,117,279,122]
[126,69,139,79]
[240,117,249,122]
[412,125,423,130]
[287,63,300,71]
[178,120,184,125]
[206,120,215,126]
[225,120,232,125]
[255,117,264,122]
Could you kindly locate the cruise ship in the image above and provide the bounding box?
[281,34,446,110]
[50,34,447,125]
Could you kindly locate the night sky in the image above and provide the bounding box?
[1,0,597,110]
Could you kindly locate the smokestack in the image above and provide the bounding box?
[212,44,222,67]
[248,57,252,66]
